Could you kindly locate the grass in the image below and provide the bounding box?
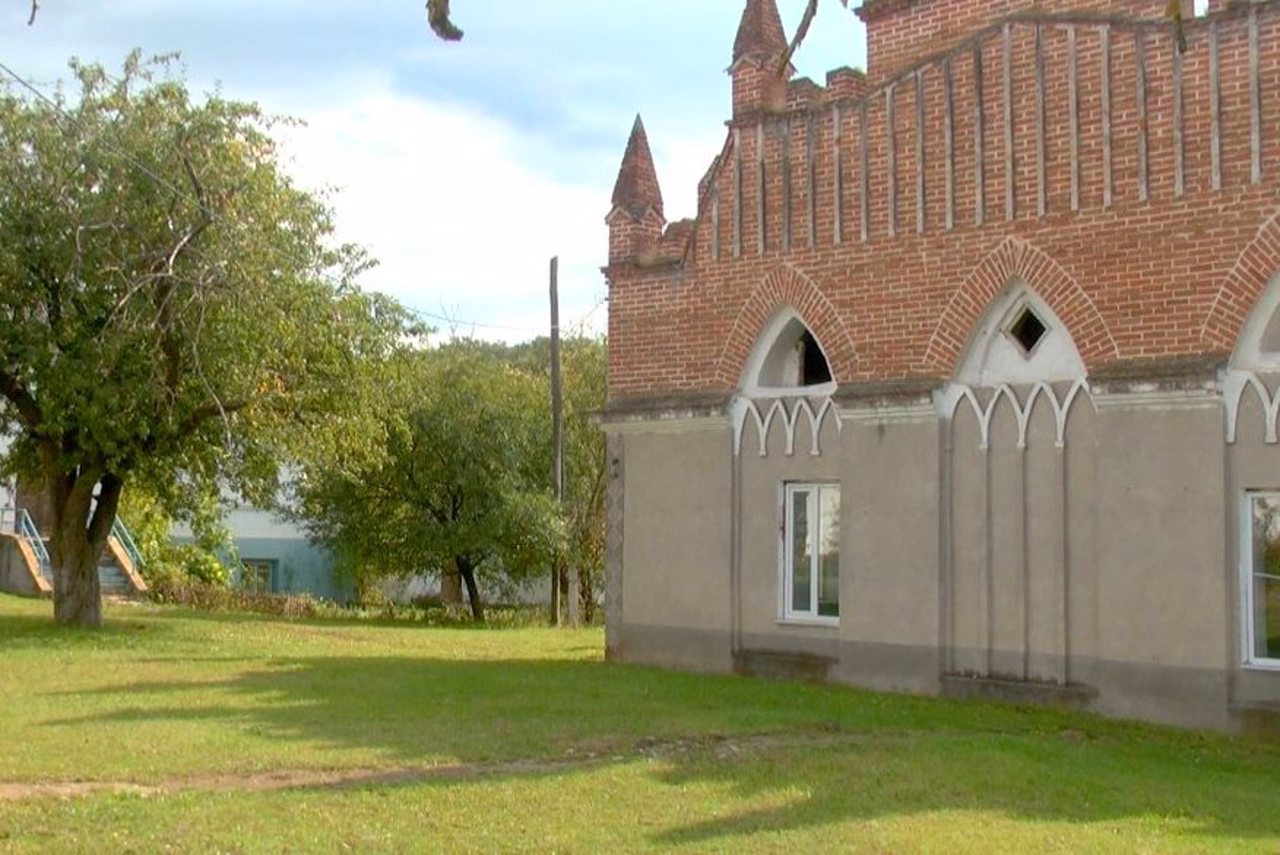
[0,594,1278,853]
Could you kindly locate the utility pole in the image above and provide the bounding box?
[549,257,564,627]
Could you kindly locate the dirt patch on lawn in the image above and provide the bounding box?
[0,729,866,802]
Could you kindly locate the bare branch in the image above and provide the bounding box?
[777,0,850,77]
[426,0,463,41]
[27,0,37,26]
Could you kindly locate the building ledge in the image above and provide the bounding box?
[941,674,1099,709]
[734,649,835,683]
[599,392,732,424]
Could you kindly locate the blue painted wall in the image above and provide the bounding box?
[230,536,352,603]
[174,508,353,604]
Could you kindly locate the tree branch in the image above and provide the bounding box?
[426,0,463,41]
[27,0,37,26]
[777,0,850,76]
[87,472,123,552]
[179,398,250,437]
[0,369,43,429]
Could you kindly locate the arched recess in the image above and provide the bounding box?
[1201,208,1280,353]
[923,237,1117,374]
[714,264,858,390]
[953,281,1087,388]
[1229,269,1280,371]
[937,256,1098,688]
[1222,268,1280,444]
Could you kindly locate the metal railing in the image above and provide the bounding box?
[1,506,52,585]
[110,517,145,571]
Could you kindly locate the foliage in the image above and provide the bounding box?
[119,487,233,586]
[0,53,409,625]
[561,337,608,621]
[146,567,322,618]
[475,336,609,621]
[293,341,565,621]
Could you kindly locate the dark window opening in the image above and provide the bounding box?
[800,331,833,386]
[1008,308,1048,356]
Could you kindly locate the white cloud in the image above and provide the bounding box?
[273,80,609,342]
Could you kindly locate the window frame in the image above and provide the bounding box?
[1004,303,1050,359]
[239,559,277,595]
[1242,491,1280,671]
[779,482,841,627]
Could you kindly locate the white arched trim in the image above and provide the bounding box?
[934,380,1092,451]
[732,396,841,457]
[1224,372,1280,445]
[1225,270,1280,444]
[1231,271,1280,371]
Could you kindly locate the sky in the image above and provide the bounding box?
[0,0,869,343]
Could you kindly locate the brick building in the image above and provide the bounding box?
[601,0,1280,731]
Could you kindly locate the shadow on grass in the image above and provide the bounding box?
[0,612,179,652]
[43,653,1280,846]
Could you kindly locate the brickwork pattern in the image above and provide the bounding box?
[606,2,1280,401]
[712,264,860,386]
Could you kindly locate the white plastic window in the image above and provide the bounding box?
[783,483,840,623]
[1245,494,1280,668]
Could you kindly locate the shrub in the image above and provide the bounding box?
[148,570,324,619]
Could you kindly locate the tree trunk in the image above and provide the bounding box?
[441,559,463,605]
[48,469,122,628]
[456,556,484,622]
[52,528,103,627]
[567,562,581,628]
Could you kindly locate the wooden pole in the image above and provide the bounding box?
[549,257,564,627]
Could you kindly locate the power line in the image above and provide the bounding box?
[405,293,608,338]
[0,58,194,203]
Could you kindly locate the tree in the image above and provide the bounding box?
[294,343,562,621]
[0,54,407,626]
[466,335,609,622]
[559,337,607,622]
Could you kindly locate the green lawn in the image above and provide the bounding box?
[0,594,1277,853]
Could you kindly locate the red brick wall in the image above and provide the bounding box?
[606,3,1280,401]
[859,0,1190,84]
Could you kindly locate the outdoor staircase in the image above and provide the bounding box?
[0,507,52,595]
[101,518,148,595]
[0,507,147,597]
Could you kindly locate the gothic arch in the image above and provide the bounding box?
[1201,208,1280,353]
[713,264,859,389]
[923,237,1118,375]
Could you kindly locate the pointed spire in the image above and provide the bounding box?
[610,115,664,222]
[732,0,787,66]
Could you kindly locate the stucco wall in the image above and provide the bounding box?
[606,382,1280,732]
[614,426,734,671]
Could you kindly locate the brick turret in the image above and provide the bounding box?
[607,115,665,264]
[730,0,792,119]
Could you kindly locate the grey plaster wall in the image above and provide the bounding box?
[1093,401,1227,673]
[1225,382,1280,713]
[616,427,733,670]
[603,383,1280,732]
